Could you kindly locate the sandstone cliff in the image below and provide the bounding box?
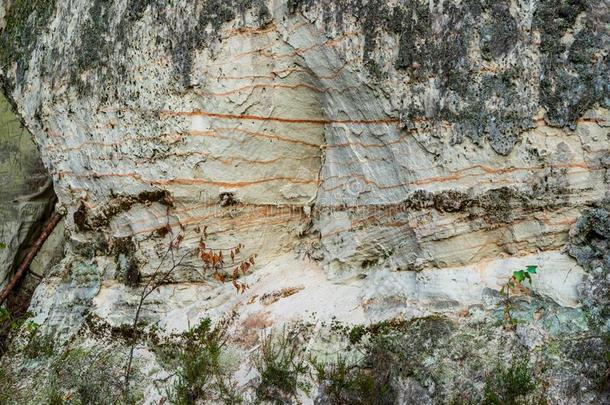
[0,1,608,403]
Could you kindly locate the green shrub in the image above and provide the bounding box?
[43,374,65,405]
[22,322,55,359]
[254,328,308,403]
[313,354,392,405]
[168,318,241,404]
[483,358,537,405]
[501,266,538,329]
[50,346,131,405]
[0,364,20,404]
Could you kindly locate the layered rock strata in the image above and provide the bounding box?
[0,0,608,403]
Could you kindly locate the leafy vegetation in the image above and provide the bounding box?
[483,358,537,405]
[0,341,135,405]
[1,309,42,355]
[51,346,135,404]
[166,318,241,404]
[501,266,538,329]
[21,321,54,359]
[254,328,309,403]
[123,225,255,397]
[312,354,393,405]
[311,321,422,405]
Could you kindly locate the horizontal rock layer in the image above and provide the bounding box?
[1,0,609,403]
[0,0,607,320]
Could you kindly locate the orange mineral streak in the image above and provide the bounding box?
[160,110,399,126]
[116,205,304,237]
[56,159,601,196]
[319,205,579,239]
[225,22,278,37]
[411,161,599,186]
[57,170,319,188]
[193,82,363,97]
[188,127,322,148]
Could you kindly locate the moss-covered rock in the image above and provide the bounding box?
[0,0,56,87]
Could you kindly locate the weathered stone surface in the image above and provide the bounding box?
[568,198,610,328]
[0,0,608,403]
[29,219,65,278]
[0,93,54,292]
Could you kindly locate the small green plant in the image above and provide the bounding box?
[43,374,65,405]
[312,354,390,405]
[483,357,537,405]
[0,308,9,323]
[501,266,538,330]
[0,363,20,404]
[168,318,241,404]
[22,322,55,359]
[124,227,255,398]
[254,328,308,403]
[1,310,40,356]
[348,325,367,345]
[51,346,132,405]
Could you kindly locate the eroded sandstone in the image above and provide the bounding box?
[0,0,608,403]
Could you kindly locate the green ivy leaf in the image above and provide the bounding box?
[526,265,537,274]
[513,270,526,283]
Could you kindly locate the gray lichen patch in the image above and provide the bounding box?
[169,0,271,87]
[4,0,606,156]
[567,198,610,328]
[534,0,609,128]
[0,0,57,89]
[289,0,607,155]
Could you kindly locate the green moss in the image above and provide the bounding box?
[23,327,55,359]
[347,316,450,345]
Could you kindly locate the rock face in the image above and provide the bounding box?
[0,0,608,403]
[0,93,55,295]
